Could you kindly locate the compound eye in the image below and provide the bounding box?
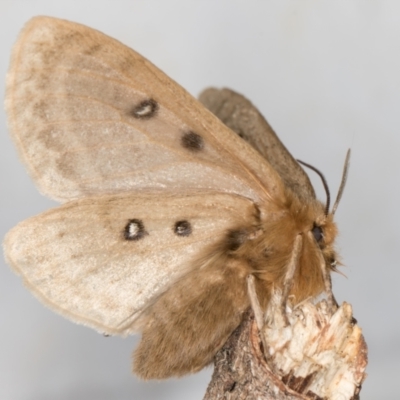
[312,225,324,242]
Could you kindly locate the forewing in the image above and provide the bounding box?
[5,17,283,203]
[4,192,258,335]
[199,88,316,201]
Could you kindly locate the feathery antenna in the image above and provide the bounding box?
[297,149,351,215]
[297,159,331,216]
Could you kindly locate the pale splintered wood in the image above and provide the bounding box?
[263,296,367,399]
[204,295,367,399]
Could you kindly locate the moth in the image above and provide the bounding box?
[4,16,348,380]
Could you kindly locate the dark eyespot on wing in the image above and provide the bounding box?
[224,229,248,251]
[129,99,158,119]
[312,225,323,242]
[181,131,204,152]
[124,219,148,241]
[174,220,192,237]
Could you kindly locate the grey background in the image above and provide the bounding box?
[0,1,398,399]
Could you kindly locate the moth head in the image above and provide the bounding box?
[296,148,350,269]
[290,151,351,302]
[256,201,337,307]
[248,151,350,305]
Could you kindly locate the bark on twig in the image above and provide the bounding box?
[204,310,307,400]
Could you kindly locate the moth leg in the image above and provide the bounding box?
[309,231,338,313]
[247,275,264,331]
[133,257,251,379]
[280,235,303,325]
[247,274,271,358]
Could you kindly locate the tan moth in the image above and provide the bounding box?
[3,16,348,379]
